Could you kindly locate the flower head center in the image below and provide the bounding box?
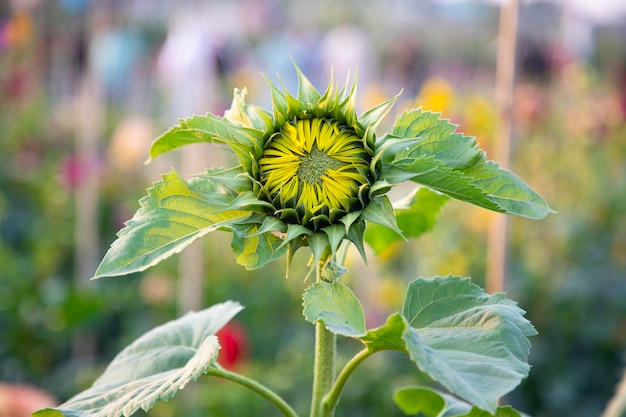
[297,145,344,186]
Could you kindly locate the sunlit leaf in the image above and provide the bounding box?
[230,223,288,270]
[33,302,243,417]
[303,281,366,337]
[149,113,264,175]
[401,277,536,413]
[94,168,260,279]
[381,109,553,219]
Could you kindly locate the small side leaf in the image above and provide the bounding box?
[303,281,366,337]
[393,386,469,417]
[33,302,244,417]
[359,312,406,352]
[394,387,523,417]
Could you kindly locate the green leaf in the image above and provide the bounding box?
[94,168,258,279]
[230,223,288,270]
[149,113,264,175]
[459,406,523,417]
[401,277,536,413]
[364,187,449,255]
[33,301,243,417]
[359,312,406,351]
[393,387,523,417]
[393,386,469,417]
[303,281,366,337]
[392,109,481,169]
[381,109,553,219]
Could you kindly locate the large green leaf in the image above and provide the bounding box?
[94,168,264,278]
[393,386,523,417]
[149,113,264,175]
[401,277,536,413]
[33,301,243,417]
[364,187,449,254]
[302,281,366,337]
[380,109,553,219]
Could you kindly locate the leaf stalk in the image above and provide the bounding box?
[207,367,300,417]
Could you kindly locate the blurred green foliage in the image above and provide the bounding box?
[0,4,625,417]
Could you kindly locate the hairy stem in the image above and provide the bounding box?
[310,261,337,417]
[207,367,300,417]
[322,348,374,412]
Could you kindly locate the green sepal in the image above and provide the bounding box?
[339,211,362,234]
[293,60,322,105]
[248,216,287,237]
[322,224,347,257]
[302,280,366,336]
[278,224,313,251]
[263,75,289,128]
[357,91,401,148]
[308,232,331,266]
[345,219,367,264]
[364,188,449,255]
[360,195,404,238]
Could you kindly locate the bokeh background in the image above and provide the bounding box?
[1,0,625,416]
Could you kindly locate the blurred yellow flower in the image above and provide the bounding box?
[415,77,454,113]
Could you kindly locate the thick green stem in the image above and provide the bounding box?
[310,261,337,417]
[322,348,374,412]
[207,367,300,417]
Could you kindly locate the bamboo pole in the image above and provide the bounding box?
[601,368,626,417]
[177,146,206,314]
[486,0,519,294]
[72,6,102,361]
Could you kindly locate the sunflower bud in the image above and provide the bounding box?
[259,118,370,230]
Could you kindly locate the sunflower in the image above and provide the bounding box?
[94,64,553,280]
[259,117,369,218]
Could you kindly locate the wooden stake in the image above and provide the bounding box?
[487,0,519,294]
